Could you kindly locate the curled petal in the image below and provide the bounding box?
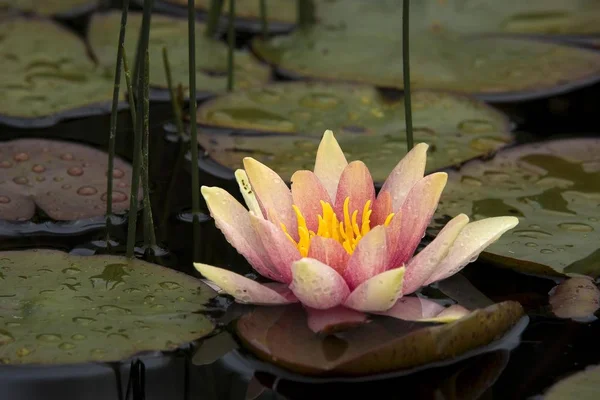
[201,186,283,282]
[380,142,429,212]
[386,173,448,269]
[376,296,445,320]
[243,157,296,238]
[334,161,376,223]
[403,214,470,295]
[307,236,350,276]
[344,267,406,312]
[425,216,520,285]
[290,258,350,309]
[314,130,348,200]
[343,226,388,290]
[193,263,298,305]
[371,190,392,227]
[304,306,368,334]
[291,170,332,232]
[250,213,302,283]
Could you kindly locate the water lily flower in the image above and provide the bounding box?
[194,130,519,332]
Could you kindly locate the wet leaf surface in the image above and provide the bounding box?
[0,138,138,221]
[431,138,600,277]
[253,1,600,100]
[0,17,116,119]
[0,249,216,364]
[545,364,600,399]
[549,276,600,321]
[235,301,524,377]
[89,11,271,96]
[0,0,98,16]
[197,83,512,182]
[160,0,297,24]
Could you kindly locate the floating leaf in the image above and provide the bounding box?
[545,364,600,400]
[235,301,524,377]
[88,11,271,97]
[196,83,512,182]
[0,138,138,221]
[0,0,98,17]
[431,138,600,277]
[0,249,216,364]
[549,276,600,321]
[0,18,116,121]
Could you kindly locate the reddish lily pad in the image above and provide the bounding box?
[549,276,600,321]
[88,11,271,97]
[431,138,600,277]
[235,301,524,377]
[0,0,98,17]
[197,83,512,182]
[0,249,216,365]
[0,138,137,221]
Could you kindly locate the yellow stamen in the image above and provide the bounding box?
[280,196,395,256]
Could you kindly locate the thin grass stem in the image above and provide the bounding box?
[402,0,413,151]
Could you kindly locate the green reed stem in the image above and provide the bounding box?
[106,0,131,247]
[259,0,268,38]
[126,0,154,258]
[205,0,224,37]
[227,0,235,91]
[141,50,157,250]
[122,46,137,128]
[163,48,186,140]
[188,0,202,261]
[402,0,413,151]
[297,0,315,29]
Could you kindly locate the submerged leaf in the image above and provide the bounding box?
[235,301,524,376]
[88,11,271,96]
[431,138,600,277]
[197,83,512,182]
[0,138,138,221]
[549,276,600,321]
[0,249,216,365]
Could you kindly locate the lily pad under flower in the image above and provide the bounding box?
[194,131,519,332]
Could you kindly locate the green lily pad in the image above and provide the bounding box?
[0,0,98,17]
[88,11,271,96]
[431,138,600,277]
[0,249,216,365]
[545,364,600,400]
[235,301,524,377]
[252,1,600,100]
[160,0,298,24]
[0,17,116,120]
[196,82,512,182]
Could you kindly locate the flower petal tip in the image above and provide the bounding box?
[290,258,350,309]
[344,267,406,312]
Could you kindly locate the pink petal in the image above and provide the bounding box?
[307,236,350,276]
[314,130,348,200]
[243,157,297,239]
[425,216,520,285]
[344,267,406,312]
[291,170,332,233]
[403,214,470,295]
[193,263,298,305]
[290,258,350,309]
[201,186,284,282]
[386,172,448,269]
[371,190,392,227]
[334,161,376,223]
[304,306,368,334]
[380,142,429,212]
[249,213,302,284]
[342,226,388,290]
[376,296,445,320]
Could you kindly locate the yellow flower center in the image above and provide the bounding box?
[281,197,395,256]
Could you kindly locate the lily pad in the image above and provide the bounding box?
[0,138,138,221]
[252,1,600,101]
[0,249,216,365]
[196,83,512,182]
[0,0,98,17]
[0,17,116,121]
[549,276,600,321]
[235,301,524,377]
[545,364,600,400]
[431,138,600,277]
[88,11,271,97]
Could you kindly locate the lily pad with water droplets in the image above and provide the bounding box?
[0,249,216,365]
[196,83,512,182]
[431,138,600,277]
[0,138,138,221]
[235,301,524,378]
[549,276,600,322]
[0,17,117,122]
[0,0,98,17]
[88,11,271,97]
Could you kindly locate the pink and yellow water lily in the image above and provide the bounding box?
[194,130,518,332]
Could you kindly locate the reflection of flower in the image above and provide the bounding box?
[195,130,519,332]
